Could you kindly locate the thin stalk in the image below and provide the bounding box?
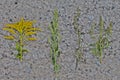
[75,29,81,70]
[19,34,23,61]
[99,16,104,38]
[99,44,102,63]
[78,29,81,49]
[100,53,102,63]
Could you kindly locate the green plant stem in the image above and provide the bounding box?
[99,16,104,37]
[100,54,102,63]
[54,56,57,72]
[75,29,81,70]
[78,30,81,49]
[19,34,23,61]
[19,44,23,61]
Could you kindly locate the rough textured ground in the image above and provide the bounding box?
[0,0,120,80]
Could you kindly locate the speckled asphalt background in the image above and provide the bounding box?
[0,0,120,80]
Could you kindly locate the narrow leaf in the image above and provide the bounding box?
[3,27,16,34]
[28,37,37,41]
[25,31,36,36]
[4,35,15,40]
[22,49,28,53]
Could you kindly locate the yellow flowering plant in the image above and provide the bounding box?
[3,18,41,61]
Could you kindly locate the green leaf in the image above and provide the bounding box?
[89,23,96,35]
[102,37,110,48]
[16,42,20,51]
[52,56,56,65]
[4,35,15,40]
[109,22,113,35]
[22,49,28,53]
[99,16,104,37]
[55,64,60,73]
[89,43,96,47]
[16,53,23,61]
[91,47,99,56]
[58,51,60,57]
[106,22,113,35]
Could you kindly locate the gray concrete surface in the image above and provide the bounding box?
[0,0,120,80]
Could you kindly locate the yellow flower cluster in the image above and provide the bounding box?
[3,18,41,41]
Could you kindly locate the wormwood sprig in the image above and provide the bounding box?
[73,8,84,70]
[3,18,41,61]
[48,9,61,78]
[89,16,112,63]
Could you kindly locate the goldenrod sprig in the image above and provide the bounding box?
[3,18,41,61]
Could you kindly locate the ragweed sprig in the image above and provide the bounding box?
[89,16,112,63]
[48,9,61,78]
[73,7,84,70]
[3,18,41,61]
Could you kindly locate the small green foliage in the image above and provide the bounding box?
[3,18,41,61]
[89,16,112,63]
[73,7,84,70]
[48,9,61,76]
